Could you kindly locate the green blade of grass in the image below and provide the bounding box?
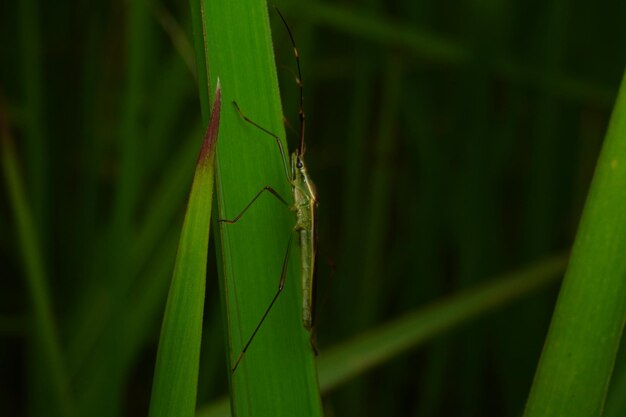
[148,84,221,417]
[196,253,567,417]
[523,70,626,417]
[189,1,323,416]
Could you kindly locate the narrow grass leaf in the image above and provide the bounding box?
[189,1,324,416]
[524,69,626,417]
[148,84,222,417]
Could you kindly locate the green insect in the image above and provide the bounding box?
[220,9,318,372]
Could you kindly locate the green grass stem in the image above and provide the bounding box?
[524,69,626,417]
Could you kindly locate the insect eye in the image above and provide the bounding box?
[296,159,303,169]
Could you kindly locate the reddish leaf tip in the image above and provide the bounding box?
[198,80,222,165]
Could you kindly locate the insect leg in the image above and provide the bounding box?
[231,230,295,372]
[218,186,289,224]
[232,101,291,182]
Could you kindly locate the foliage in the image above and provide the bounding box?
[1,0,625,416]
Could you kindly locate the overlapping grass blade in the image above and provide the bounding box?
[148,84,221,417]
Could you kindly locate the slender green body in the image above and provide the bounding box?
[291,152,318,330]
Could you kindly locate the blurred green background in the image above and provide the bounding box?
[1,0,625,416]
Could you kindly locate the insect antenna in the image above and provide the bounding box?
[274,7,306,157]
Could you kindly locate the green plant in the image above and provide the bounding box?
[524,71,626,417]
[2,1,626,416]
[148,84,221,417]
[189,1,322,415]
